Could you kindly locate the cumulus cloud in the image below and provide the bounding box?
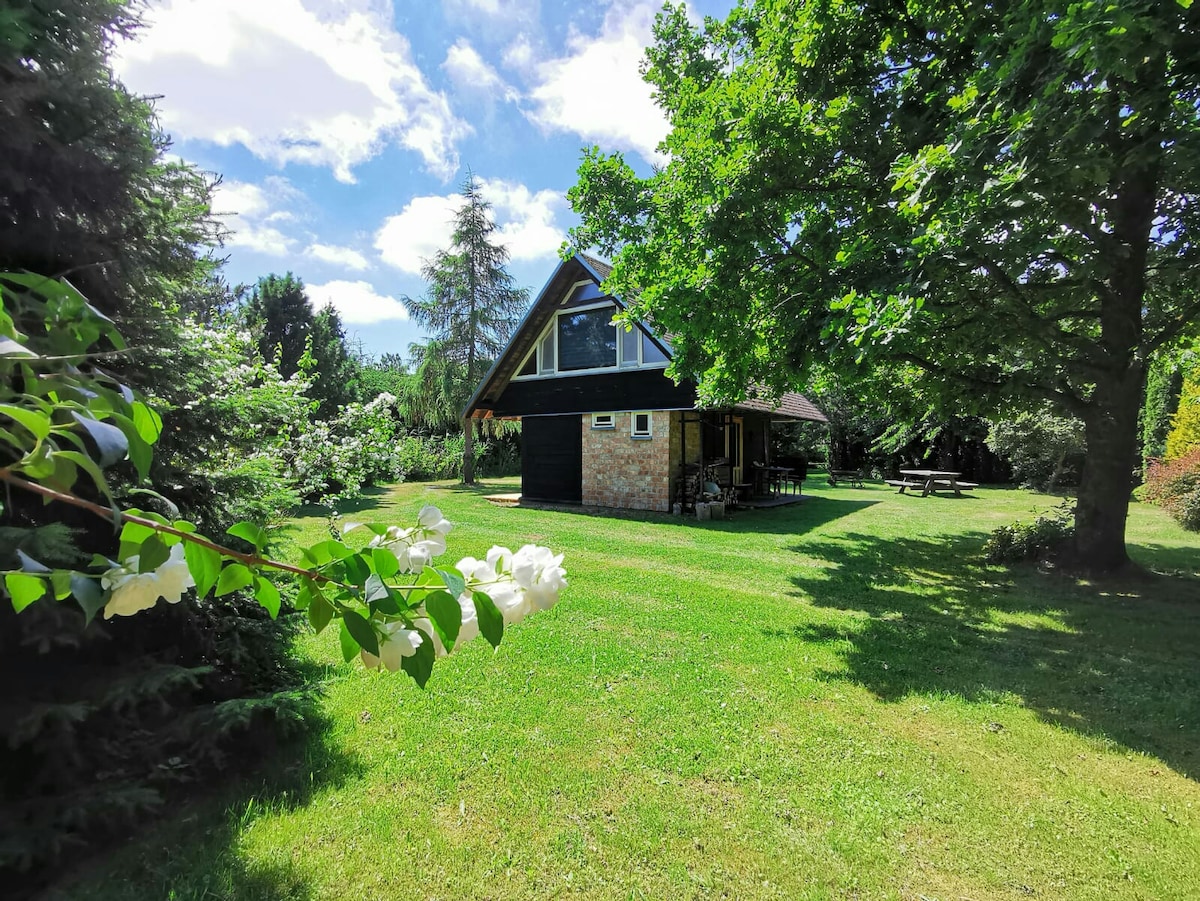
[307,280,410,324]
[374,178,567,274]
[115,0,470,181]
[522,0,669,164]
[443,38,517,100]
[305,243,372,271]
[211,177,304,256]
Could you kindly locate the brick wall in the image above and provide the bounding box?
[581,411,671,511]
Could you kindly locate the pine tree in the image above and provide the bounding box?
[405,175,529,483]
[310,305,360,418]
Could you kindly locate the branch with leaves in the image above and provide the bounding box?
[1,274,567,688]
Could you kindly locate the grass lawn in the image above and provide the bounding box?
[49,480,1200,900]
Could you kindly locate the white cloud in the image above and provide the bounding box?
[211,177,304,256]
[116,0,470,181]
[443,0,539,26]
[307,280,410,324]
[305,243,371,271]
[442,38,517,100]
[374,178,566,274]
[522,1,668,164]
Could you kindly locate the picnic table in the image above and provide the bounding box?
[754,464,794,497]
[827,469,865,488]
[886,469,978,497]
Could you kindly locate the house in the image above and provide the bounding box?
[463,253,827,512]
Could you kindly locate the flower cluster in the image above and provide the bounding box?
[357,506,568,673]
[456,544,568,626]
[102,544,196,619]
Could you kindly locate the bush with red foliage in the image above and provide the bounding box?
[1142,448,1200,531]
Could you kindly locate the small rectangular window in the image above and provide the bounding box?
[538,330,555,374]
[631,411,652,439]
[619,327,639,368]
[591,413,615,429]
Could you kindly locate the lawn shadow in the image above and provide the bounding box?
[291,485,393,518]
[38,657,365,901]
[515,494,878,537]
[781,531,1200,778]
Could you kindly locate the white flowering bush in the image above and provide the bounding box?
[1,276,567,688]
[290,392,406,502]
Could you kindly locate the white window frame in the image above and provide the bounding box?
[591,413,615,429]
[631,411,653,439]
[512,293,671,381]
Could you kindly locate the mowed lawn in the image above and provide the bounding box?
[52,480,1200,901]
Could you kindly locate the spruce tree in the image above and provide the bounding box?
[405,175,529,483]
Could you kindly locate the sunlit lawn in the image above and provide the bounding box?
[52,479,1200,900]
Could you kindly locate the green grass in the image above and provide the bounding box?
[50,481,1200,900]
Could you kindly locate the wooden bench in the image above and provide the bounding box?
[884,479,923,493]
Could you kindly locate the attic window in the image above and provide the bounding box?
[592,413,615,429]
[558,308,617,371]
[517,351,536,377]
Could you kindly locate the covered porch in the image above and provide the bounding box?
[670,398,825,513]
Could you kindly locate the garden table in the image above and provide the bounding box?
[889,469,979,497]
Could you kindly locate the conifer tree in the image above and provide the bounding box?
[405,175,529,483]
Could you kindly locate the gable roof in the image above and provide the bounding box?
[463,253,826,424]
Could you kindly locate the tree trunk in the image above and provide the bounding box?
[462,415,475,485]
[1073,372,1143,572]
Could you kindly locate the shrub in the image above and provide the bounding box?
[987,409,1085,490]
[1164,377,1200,461]
[1142,448,1200,531]
[984,502,1076,563]
[289,393,407,502]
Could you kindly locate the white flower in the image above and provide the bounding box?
[455,594,480,647]
[360,620,423,672]
[510,545,567,612]
[101,543,196,619]
[417,505,452,536]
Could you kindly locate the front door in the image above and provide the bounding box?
[521,414,582,503]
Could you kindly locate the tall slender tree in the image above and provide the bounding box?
[244,273,313,378]
[405,175,529,483]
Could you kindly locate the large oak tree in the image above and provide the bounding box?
[569,0,1200,572]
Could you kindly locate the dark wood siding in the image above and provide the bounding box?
[493,369,697,417]
[522,415,582,504]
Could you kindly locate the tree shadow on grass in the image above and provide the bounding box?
[39,658,365,901]
[291,485,393,519]
[515,494,878,537]
[780,531,1200,779]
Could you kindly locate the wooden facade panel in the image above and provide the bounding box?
[493,370,697,417]
[522,414,582,504]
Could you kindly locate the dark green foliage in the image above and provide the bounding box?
[394,432,521,482]
[309,305,360,417]
[244,273,314,379]
[357,352,410,402]
[0,0,311,883]
[983,503,1076,564]
[1141,352,1185,465]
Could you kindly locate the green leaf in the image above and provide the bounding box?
[253,577,281,618]
[339,618,359,662]
[473,591,504,649]
[227,521,269,551]
[342,609,379,656]
[365,574,390,603]
[425,589,462,650]
[5,572,47,612]
[436,567,466,600]
[71,411,128,468]
[215,562,254,597]
[16,549,50,573]
[372,547,400,578]
[0,403,50,441]
[138,535,170,573]
[184,542,222,598]
[401,632,435,688]
[308,585,335,634]
[106,412,152,480]
[130,401,163,444]
[341,553,370,586]
[72,573,106,624]
[55,450,113,503]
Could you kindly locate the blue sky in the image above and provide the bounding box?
[114,0,736,359]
